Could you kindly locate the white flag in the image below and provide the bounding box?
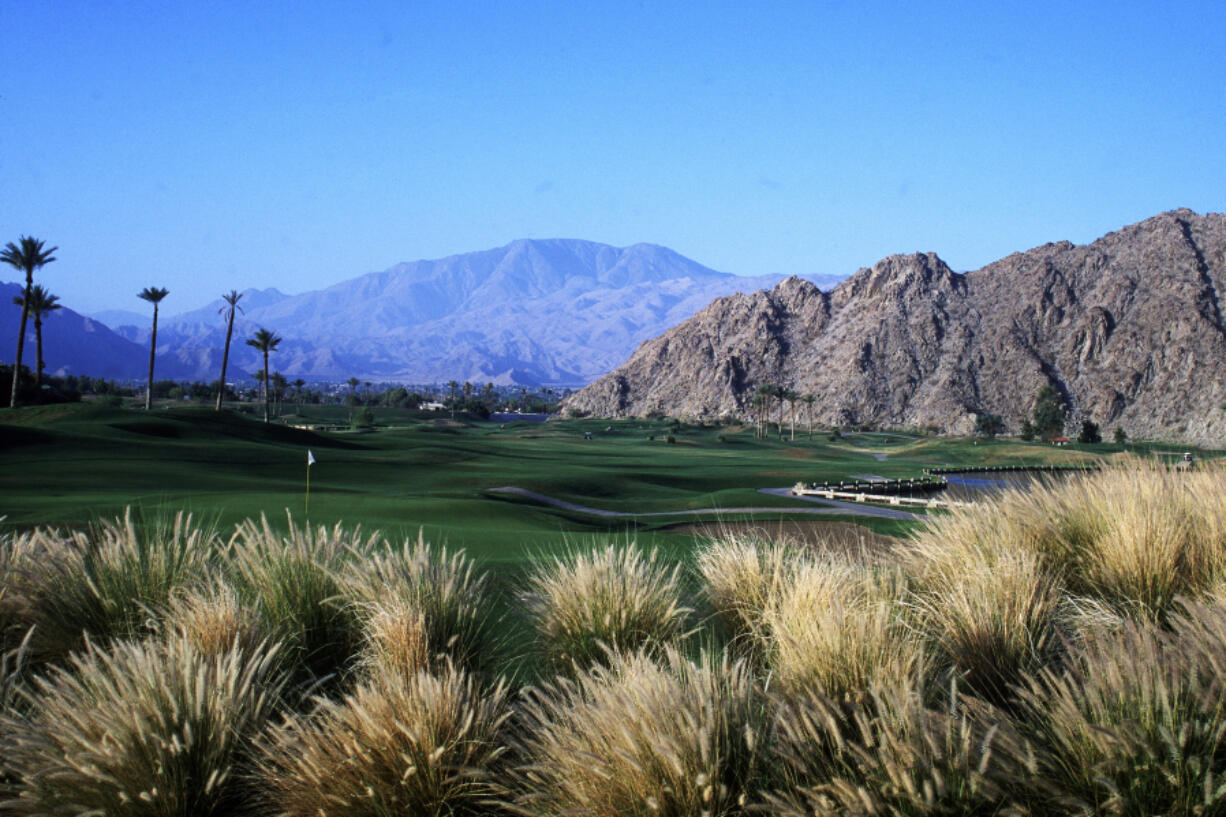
[307,450,316,466]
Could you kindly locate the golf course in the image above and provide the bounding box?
[4,401,1205,563]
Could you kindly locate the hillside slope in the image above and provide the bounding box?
[564,209,1226,444]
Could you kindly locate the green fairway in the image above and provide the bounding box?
[1,402,1210,564]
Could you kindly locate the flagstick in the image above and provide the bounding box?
[306,461,311,518]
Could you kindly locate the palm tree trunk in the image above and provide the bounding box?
[145,304,159,411]
[34,314,44,395]
[9,281,31,408]
[216,311,234,411]
[262,351,270,423]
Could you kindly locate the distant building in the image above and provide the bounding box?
[1048,436,1071,446]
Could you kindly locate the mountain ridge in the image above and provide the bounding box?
[123,238,843,385]
[564,209,1226,445]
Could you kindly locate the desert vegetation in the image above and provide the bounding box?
[3,459,1226,815]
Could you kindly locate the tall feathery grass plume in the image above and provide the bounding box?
[163,576,267,656]
[764,558,924,704]
[764,676,1025,817]
[1,634,284,817]
[695,534,803,651]
[905,516,1066,705]
[340,530,497,674]
[1012,601,1226,816]
[354,595,430,678]
[229,514,372,685]
[953,458,1226,620]
[520,542,692,673]
[257,660,511,817]
[0,526,39,654]
[2,510,215,665]
[0,629,33,802]
[510,646,767,817]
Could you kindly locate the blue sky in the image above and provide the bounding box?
[2,0,1224,315]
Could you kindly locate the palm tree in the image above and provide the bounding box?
[783,387,798,441]
[245,328,282,423]
[293,377,306,411]
[754,384,773,439]
[803,393,816,439]
[271,371,288,417]
[215,290,244,411]
[448,380,460,419]
[11,285,61,396]
[769,382,779,439]
[2,236,58,408]
[137,287,170,410]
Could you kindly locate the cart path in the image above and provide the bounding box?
[486,486,927,521]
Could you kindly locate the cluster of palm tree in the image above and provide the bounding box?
[130,285,281,423]
[751,383,818,440]
[3,236,59,408]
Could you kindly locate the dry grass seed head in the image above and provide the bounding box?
[523,542,692,672]
[1015,608,1226,816]
[695,534,802,646]
[766,560,923,704]
[906,525,1066,704]
[4,510,215,664]
[258,660,510,817]
[2,634,284,817]
[356,595,430,678]
[340,530,495,672]
[766,676,1024,817]
[165,576,266,656]
[511,646,765,817]
[229,514,372,682]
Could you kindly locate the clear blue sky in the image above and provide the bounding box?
[2,0,1223,315]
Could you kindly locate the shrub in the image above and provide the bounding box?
[521,543,691,673]
[4,511,214,665]
[510,648,766,816]
[230,516,370,684]
[1078,419,1102,444]
[974,412,1005,438]
[258,662,510,817]
[340,532,496,674]
[1,635,284,817]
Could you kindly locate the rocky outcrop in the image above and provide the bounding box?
[564,210,1226,445]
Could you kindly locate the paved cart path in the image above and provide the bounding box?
[486,486,927,521]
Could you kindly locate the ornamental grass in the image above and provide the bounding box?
[257,661,511,817]
[521,542,692,673]
[1,635,284,817]
[510,647,766,817]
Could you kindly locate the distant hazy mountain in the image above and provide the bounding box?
[89,309,149,330]
[123,240,842,385]
[1,283,151,380]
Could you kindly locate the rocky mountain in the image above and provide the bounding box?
[565,209,1226,445]
[122,240,842,385]
[0,283,151,380]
